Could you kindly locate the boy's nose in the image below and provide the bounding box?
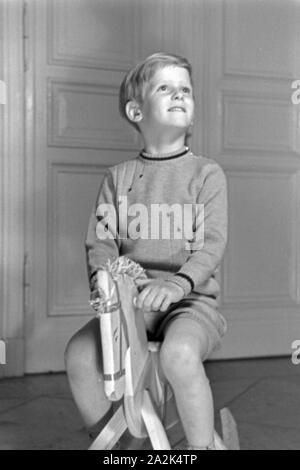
[172,88,184,100]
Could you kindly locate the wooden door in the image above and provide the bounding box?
[25,0,205,372]
[205,0,300,358]
[25,0,300,372]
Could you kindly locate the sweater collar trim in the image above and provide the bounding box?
[139,146,189,161]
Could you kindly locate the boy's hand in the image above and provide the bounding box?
[134,278,184,312]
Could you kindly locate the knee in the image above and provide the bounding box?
[160,338,206,383]
[64,332,87,380]
[64,326,99,381]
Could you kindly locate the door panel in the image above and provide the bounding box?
[26,0,140,372]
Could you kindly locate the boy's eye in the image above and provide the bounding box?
[182,87,191,94]
[158,85,168,92]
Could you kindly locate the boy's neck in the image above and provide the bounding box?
[142,136,186,157]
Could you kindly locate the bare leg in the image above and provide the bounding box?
[64,318,112,431]
[159,318,215,449]
[65,318,146,448]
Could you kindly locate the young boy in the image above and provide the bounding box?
[65,52,228,450]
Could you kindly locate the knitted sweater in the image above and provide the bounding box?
[86,149,228,299]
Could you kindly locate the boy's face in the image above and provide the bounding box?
[138,65,194,138]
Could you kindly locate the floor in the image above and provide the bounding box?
[0,357,299,450]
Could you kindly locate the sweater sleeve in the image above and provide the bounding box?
[166,163,228,296]
[85,170,120,290]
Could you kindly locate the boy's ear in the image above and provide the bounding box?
[125,101,143,123]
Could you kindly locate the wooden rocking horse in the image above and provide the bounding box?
[88,256,239,451]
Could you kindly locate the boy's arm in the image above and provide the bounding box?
[85,170,120,290]
[166,163,228,296]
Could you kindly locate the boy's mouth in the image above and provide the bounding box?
[168,106,186,113]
